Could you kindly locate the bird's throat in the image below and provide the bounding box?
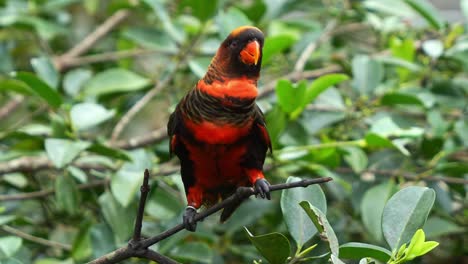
[197,78,258,100]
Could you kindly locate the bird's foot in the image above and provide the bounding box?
[254,178,271,200]
[183,206,198,232]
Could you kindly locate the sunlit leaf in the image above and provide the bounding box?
[83,68,151,96]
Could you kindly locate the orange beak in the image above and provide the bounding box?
[240,40,260,65]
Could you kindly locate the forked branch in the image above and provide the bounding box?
[87,170,332,264]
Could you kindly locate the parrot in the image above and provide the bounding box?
[167,26,271,231]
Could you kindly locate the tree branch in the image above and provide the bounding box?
[54,9,130,71]
[0,95,24,121]
[1,225,72,251]
[88,174,332,264]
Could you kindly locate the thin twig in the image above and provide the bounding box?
[54,9,130,71]
[113,127,167,149]
[88,176,332,264]
[110,28,203,142]
[0,95,24,121]
[132,169,150,242]
[58,49,176,68]
[0,180,108,202]
[293,20,337,75]
[1,225,72,251]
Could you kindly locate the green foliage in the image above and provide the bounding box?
[0,0,466,263]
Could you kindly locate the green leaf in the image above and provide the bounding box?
[262,34,296,64]
[423,216,464,238]
[304,74,349,106]
[30,56,59,89]
[339,242,392,262]
[281,176,327,249]
[300,201,339,256]
[71,222,92,261]
[351,55,383,95]
[0,215,16,225]
[342,146,368,173]
[87,143,131,162]
[405,229,439,260]
[382,186,436,250]
[146,184,184,220]
[223,199,274,235]
[83,68,150,97]
[291,74,349,119]
[111,149,153,207]
[0,79,32,94]
[275,79,306,114]
[181,0,218,22]
[171,242,213,263]
[265,105,287,148]
[55,174,80,215]
[122,27,178,52]
[45,138,91,168]
[380,93,424,107]
[70,102,116,131]
[403,0,444,30]
[244,227,291,264]
[0,236,22,258]
[216,7,252,38]
[63,68,92,96]
[364,133,394,148]
[98,192,136,243]
[34,258,74,264]
[13,72,62,108]
[143,0,185,44]
[90,223,115,259]
[361,181,395,242]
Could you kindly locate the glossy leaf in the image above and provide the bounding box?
[342,146,368,173]
[361,181,395,242]
[63,69,92,96]
[83,68,150,96]
[216,7,252,38]
[45,139,91,168]
[98,192,136,243]
[13,72,62,107]
[0,236,22,258]
[111,149,153,207]
[245,227,290,264]
[380,93,424,107]
[262,35,296,64]
[30,56,59,89]
[281,176,327,249]
[339,242,392,262]
[171,242,213,263]
[351,55,383,95]
[275,79,306,114]
[422,39,444,59]
[403,0,444,30]
[70,102,116,131]
[300,201,339,256]
[382,186,435,250]
[55,174,80,215]
[86,143,131,162]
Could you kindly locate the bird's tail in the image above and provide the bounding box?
[220,197,244,222]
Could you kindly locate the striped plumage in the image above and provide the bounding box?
[167,26,271,231]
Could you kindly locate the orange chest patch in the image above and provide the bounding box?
[184,118,253,144]
[197,78,258,99]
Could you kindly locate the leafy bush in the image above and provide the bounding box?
[0,0,467,263]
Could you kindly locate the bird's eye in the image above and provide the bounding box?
[229,41,238,48]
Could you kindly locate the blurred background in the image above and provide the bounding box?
[0,0,467,263]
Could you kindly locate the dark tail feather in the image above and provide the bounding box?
[220,198,244,222]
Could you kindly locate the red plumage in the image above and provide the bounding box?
[167,26,271,231]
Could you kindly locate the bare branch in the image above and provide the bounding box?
[132,169,150,242]
[294,20,337,75]
[1,225,72,251]
[54,9,130,71]
[57,49,176,68]
[0,95,24,121]
[87,176,332,264]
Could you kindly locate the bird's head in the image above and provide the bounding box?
[213,26,264,79]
